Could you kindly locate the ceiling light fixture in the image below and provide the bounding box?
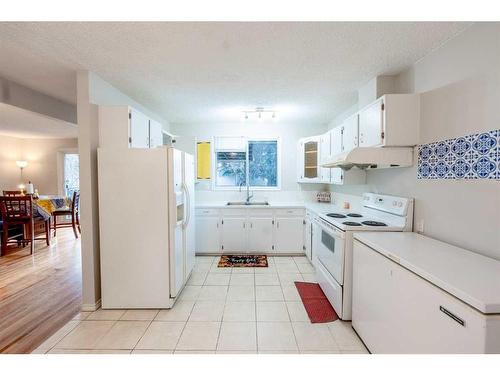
[242,107,277,122]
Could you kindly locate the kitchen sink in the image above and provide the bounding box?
[226,201,270,206]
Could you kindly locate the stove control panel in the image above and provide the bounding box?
[363,193,412,216]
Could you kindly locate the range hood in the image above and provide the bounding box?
[321,147,414,170]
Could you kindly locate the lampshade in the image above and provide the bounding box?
[16,160,28,169]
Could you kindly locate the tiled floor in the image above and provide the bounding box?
[32,256,368,354]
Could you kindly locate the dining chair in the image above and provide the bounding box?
[52,191,81,239]
[3,190,22,197]
[0,196,50,255]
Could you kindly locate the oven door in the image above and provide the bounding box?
[315,218,345,285]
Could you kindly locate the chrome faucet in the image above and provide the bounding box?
[239,181,253,204]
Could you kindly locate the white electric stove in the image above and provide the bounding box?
[314,193,414,320]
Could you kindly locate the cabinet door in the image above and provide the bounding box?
[342,114,359,153]
[330,127,343,156]
[149,119,163,148]
[330,168,344,185]
[221,217,247,253]
[359,98,384,147]
[248,217,274,253]
[297,140,305,182]
[303,138,319,181]
[319,133,331,183]
[129,108,150,148]
[304,219,312,261]
[195,216,220,253]
[275,217,304,253]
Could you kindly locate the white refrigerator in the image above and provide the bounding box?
[97,146,195,308]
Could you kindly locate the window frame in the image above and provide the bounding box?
[212,136,281,191]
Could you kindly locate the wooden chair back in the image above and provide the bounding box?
[0,196,33,221]
[71,191,80,214]
[3,190,22,197]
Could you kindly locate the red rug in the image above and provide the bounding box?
[294,281,339,323]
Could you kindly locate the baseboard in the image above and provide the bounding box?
[81,299,101,312]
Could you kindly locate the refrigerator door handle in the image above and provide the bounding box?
[182,182,190,229]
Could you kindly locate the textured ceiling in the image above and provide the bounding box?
[0,103,78,138]
[0,22,471,125]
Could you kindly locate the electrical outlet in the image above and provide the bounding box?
[416,219,424,234]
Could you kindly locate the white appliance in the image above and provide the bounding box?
[97,146,195,308]
[314,193,413,320]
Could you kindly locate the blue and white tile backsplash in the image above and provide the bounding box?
[417,129,500,180]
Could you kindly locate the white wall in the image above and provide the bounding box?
[170,121,329,202]
[330,23,500,260]
[0,134,77,194]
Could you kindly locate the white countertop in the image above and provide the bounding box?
[353,232,500,314]
[196,201,307,209]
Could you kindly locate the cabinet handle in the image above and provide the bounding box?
[276,221,279,229]
[243,223,246,229]
[439,306,465,326]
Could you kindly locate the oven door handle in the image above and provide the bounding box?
[315,217,345,238]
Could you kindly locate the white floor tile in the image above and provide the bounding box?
[71,312,91,321]
[174,350,216,354]
[197,285,228,300]
[259,350,299,354]
[155,300,194,322]
[255,273,280,286]
[292,322,339,351]
[120,310,158,321]
[272,257,294,264]
[301,350,341,354]
[302,274,318,283]
[86,309,126,321]
[196,256,215,264]
[293,256,311,264]
[132,349,174,354]
[48,349,131,354]
[231,267,255,274]
[216,350,257,354]
[223,301,256,322]
[176,321,221,351]
[34,320,81,352]
[297,263,315,274]
[276,263,301,273]
[327,320,366,351]
[204,273,231,286]
[229,274,254,285]
[286,301,310,322]
[189,300,225,322]
[227,285,255,301]
[254,266,277,274]
[187,272,208,286]
[281,285,302,301]
[95,321,149,349]
[217,322,257,351]
[135,321,185,350]
[256,322,297,351]
[178,285,202,301]
[193,263,212,272]
[256,301,290,322]
[55,321,115,349]
[278,273,303,286]
[340,348,369,354]
[256,285,284,301]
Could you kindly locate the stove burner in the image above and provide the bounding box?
[346,213,363,218]
[362,220,388,227]
[326,213,346,219]
[342,221,362,226]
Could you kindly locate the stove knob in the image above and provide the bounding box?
[398,202,403,207]
[392,201,397,206]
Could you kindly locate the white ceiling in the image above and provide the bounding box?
[0,22,471,125]
[0,103,78,139]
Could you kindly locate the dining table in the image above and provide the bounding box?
[34,195,72,220]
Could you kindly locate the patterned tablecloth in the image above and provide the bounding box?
[35,196,72,220]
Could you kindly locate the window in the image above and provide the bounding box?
[63,153,79,197]
[214,137,279,189]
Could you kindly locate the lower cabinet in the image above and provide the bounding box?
[275,217,305,253]
[195,215,220,254]
[221,217,247,253]
[248,216,274,253]
[352,240,499,354]
[195,208,305,254]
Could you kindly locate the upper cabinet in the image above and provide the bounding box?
[99,106,166,149]
[341,114,359,153]
[358,94,419,148]
[297,136,321,183]
[330,126,343,156]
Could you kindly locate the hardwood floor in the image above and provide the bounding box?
[0,229,82,354]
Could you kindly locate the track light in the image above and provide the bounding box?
[241,108,277,122]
